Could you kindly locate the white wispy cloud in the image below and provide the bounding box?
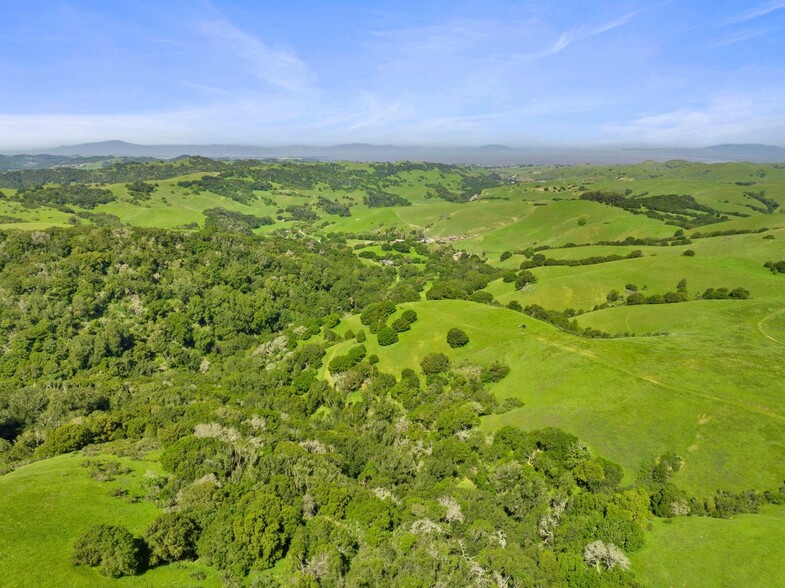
[600,94,785,146]
[517,9,640,62]
[194,18,315,92]
[725,1,785,25]
[710,27,775,48]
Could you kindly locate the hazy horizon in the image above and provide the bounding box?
[2,1,785,150]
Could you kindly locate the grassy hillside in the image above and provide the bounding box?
[0,452,221,587]
[326,299,785,494]
[631,505,785,587]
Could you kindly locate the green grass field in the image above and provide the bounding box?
[630,505,785,587]
[0,452,222,587]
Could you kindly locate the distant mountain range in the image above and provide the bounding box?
[2,140,784,169]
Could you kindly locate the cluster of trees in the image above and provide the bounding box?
[425,250,501,302]
[579,190,731,228]
[13,184,116,210]
[522,305,613,339]
[621,279,750,306]
[315,197,351,217]
[177,175,267,205]
[125,180,156,198]
[363,190,411,208]
[282,205,319,222]
[355,304,419,348]
[424,172,504,202]
[202,207,274,234]
[765,260,785,274]
[73,513,200,578]
[691,227,769,239]
[518,250,643,270]
[743,190,779,214]
[0,156,226,189]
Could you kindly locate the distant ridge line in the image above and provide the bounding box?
[2,141,784,165]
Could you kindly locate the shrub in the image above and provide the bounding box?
[329,345,366,373]
[663,291,683,303]
[72,525,144,577]
[446,328,469,348]
[683,249,696,257]
[729,287,750,299]
[514,270,537,290]
[500,251,512,261]
[377,327,399,346]
[160,436,234,482]
[421,353,450,375]
[360,301,396,330]
[481,362,510,383]
[36,423,93,457]
[626,292,646,305]
[144,513,199,566]
[468,290,494,304]
[507,300,523,312]
[400,309,417,324]
[391,317,411,332]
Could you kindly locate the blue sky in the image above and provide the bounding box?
[1,0,784,148]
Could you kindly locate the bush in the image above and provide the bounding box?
[482,362,510,383]
[683,249,696,257]
[400,309,417,324]
[329,345,367,373]
[729,287,750,299]
[421,353,450,375]
[392,241,410,253]
[514,270,537,290]
[72,525,145,577]
[377,327,399,346]
[392,317,411,332]
[446,328,469,348]
[469,290,494,304]
[144,513,199,566]
[507,300,523,312]
[626,292,646,305]
[160,436,234,482]
[500,251,512,262]
[36,423,93,457]
[360,301,396,330]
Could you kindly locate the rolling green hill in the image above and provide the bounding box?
[1,158,784,586]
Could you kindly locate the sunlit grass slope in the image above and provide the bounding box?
[630,505,785,588]
[326,299,785,495]
[0,452,221,587]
